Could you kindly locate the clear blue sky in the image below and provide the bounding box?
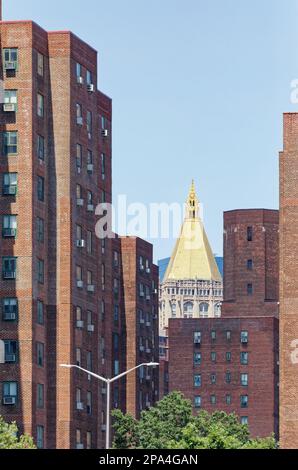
[5,1,298,261]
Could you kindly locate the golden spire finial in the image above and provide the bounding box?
[186,179,199,219]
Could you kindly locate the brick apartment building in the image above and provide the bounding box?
[0,17,159,449]
[168,209,279,438]
[279,113,298,448]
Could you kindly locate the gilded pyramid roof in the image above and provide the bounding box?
[163,181,222,282]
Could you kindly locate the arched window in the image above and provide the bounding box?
[200,303,209,313]
[171,303,177,318]
[215,303,221,317]
[184,302,193,314]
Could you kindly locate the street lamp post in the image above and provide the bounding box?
[60,362,159,449]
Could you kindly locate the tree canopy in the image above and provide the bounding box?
[112,392,277,450]
[0,416,36,449]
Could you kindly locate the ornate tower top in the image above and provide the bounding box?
[186,179,200,219]
[163,181,222,282]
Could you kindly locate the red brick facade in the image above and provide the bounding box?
[168,209,279,438]
[118,237,159,418]
[279,113,298,448]
[0,19,158,449]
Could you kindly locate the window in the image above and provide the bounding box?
[76,388,82,408]
[4,90,17,108]
[241,374,248,387]
[3,382,17,400]
[211,330,216,341]
[4,340,18,363]
[114,360,120,376]
[87,310,92,327]
[226,395,232,405]
[114,305,119,323]
[37,52,44,76]
[76,63,83,81]
[114,278,119,296]
[76,144,82,169]
[87,231,93,254]
[2,298,18,321]
[76,429,82,448]
[87,392,92,415]
[226,330,231,341]
[241,352,249,365]
[76,265,83,283]
[3,173,17,195]
[76,348,82,366]
[194,331,201,344]
[3,131,18,155]
[241,417,248,426]
[241,395,248,408]
[37,259,44,284]
[226,352,232,363]
[3,215,17,238]
[200,302,209,315]
[36,426,44,449]
[194,375,201,388]
[101,263,105,290]
[184,302,193,316]
[37,176,45,202]
[211,352,216,363]
[113,333,119,353]
[211,373,216,385]
[113,251,119,268]
[87,190,93,205]
[37,300,44,325]
[76,103,82,124]
[37,135,45,160]
[37,342,44,367]
[3,48,18,69]
[247,259,253,270]
[210,395,216,405]
[226,371,231,384]
[247,283,253,296]
[101,190,106,203]
[37,384,44,408]
[87,351,92,371]
[37,217,45,243]
[86,70,92,85]
[247,226,253,242]
[87,111,92,137]
[2,257,17,279]
[101,153,106,180]
[37,93,44,117]
[76,224,82,242]
[194,396,201,409]
[76,184,82,200]
[101,300,105,321]
[87,149,93,166]
[76,306,82,323]
[87,431,92,450]
[194,352,201,366]
[241,331,248,344]
[87,270,93,287]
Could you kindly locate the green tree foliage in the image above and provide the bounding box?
[0,416,36,449]
[112,393,277,450]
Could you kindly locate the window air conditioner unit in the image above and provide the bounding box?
[76,320,84,329]
[76,239,85,248]
[87,164,94,173]
[87,324,95,332]
[3,103,16,112]
[77,76,84,85]
[3,396,16,405]
[77,199,84,207]
[77,280,83,288]
[101,129,109,137]
[76,402,84,410]
[87,285,95,293]
[87,84,95,92]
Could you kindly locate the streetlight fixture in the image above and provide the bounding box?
[60,362,159,449]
